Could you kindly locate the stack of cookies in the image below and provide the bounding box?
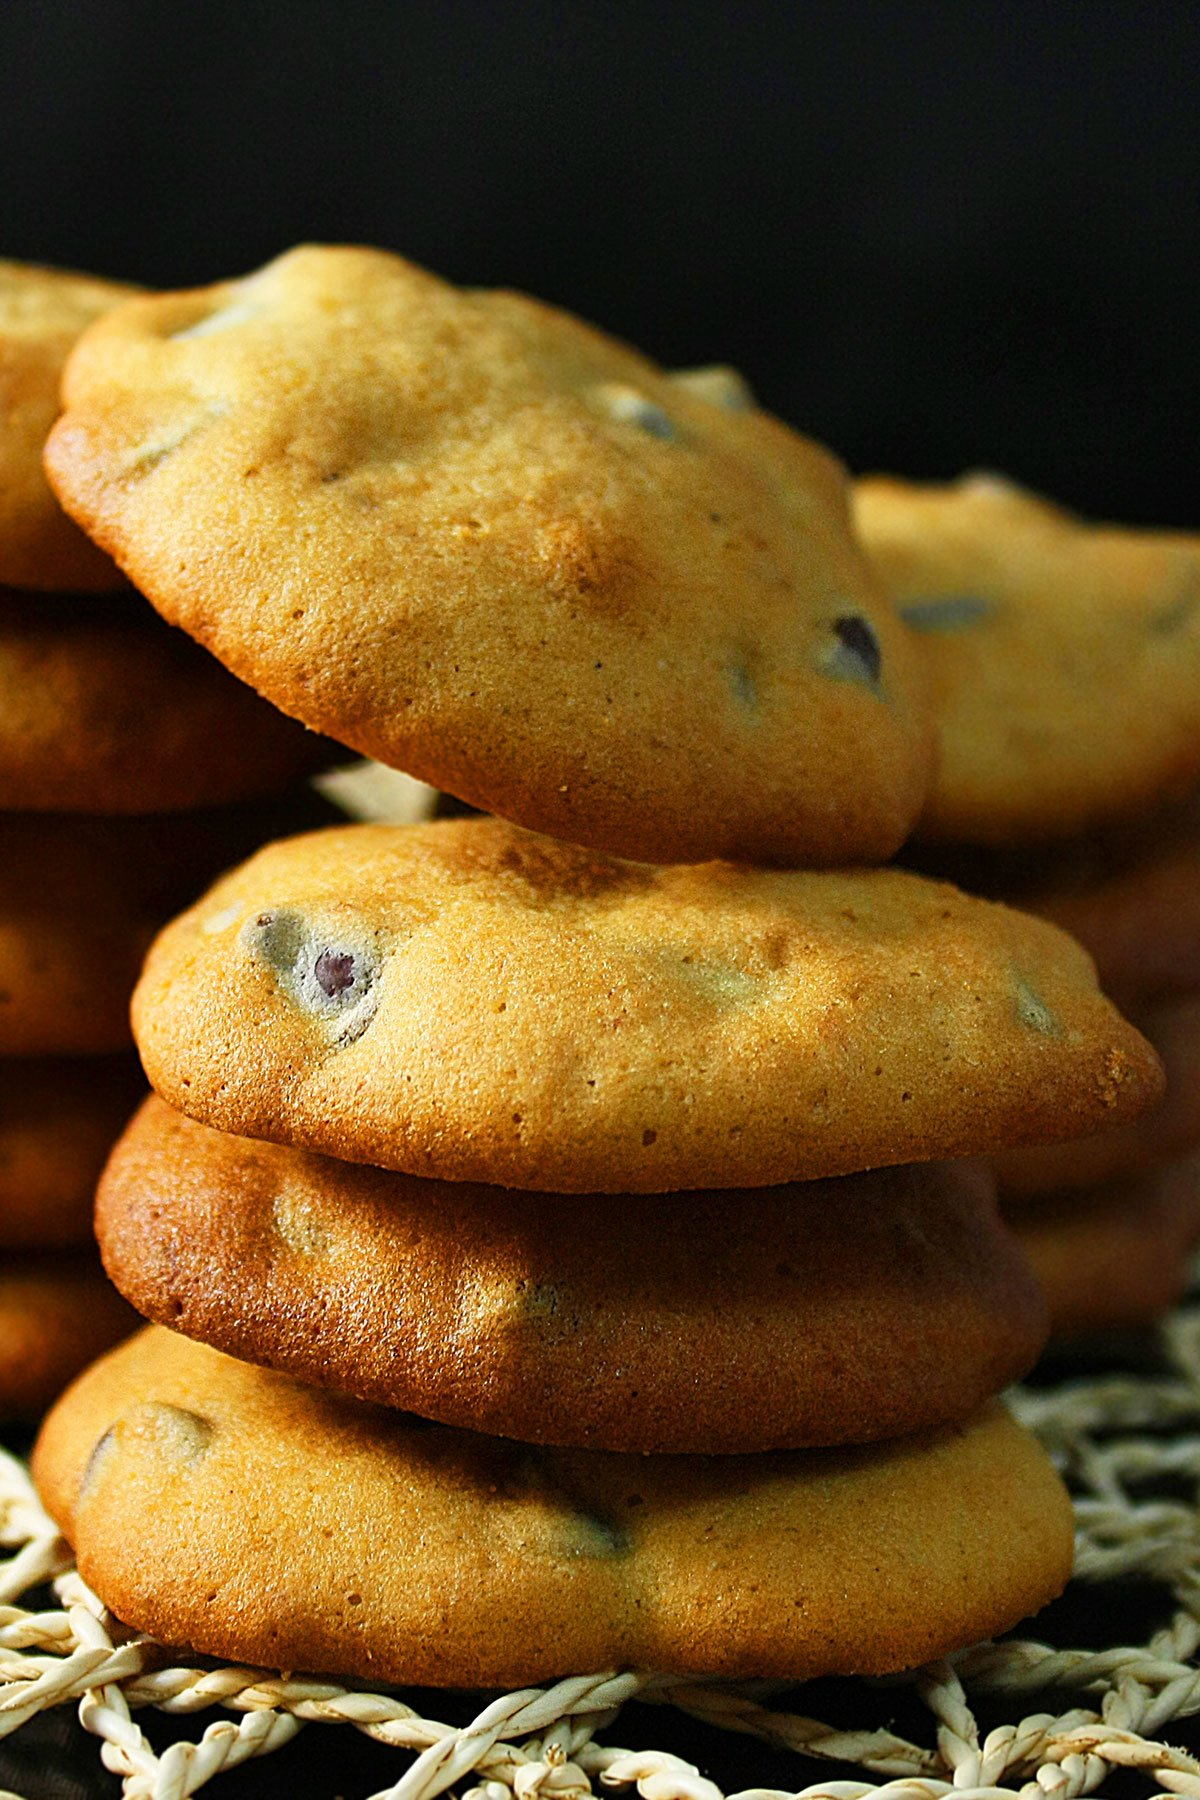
[0,261,331,1420]
[27,247,1168,1685]
[857,475,1200,1334]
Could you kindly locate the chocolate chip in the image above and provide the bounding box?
[243,909,381,1045]
[820,614,885,690]
[315,949,357,998]
[832,615,882,685]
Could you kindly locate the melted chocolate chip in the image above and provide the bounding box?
[315,949,357,998]
[243,910,381,1043]
[832,615,882,685]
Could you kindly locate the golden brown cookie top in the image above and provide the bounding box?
[98,1099,1046,1453]
[132,816,1164,1191]
[0,261,137,590]
[34,1327,1073,1684]
[855,473,1200,845]
[45,243,932,865]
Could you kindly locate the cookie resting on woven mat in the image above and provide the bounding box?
[34,1327,1074,1685]
[855,472,1200,845]
[43,243,933,865]
[131,817,1164,1193]
[0,1056,143,1248]
[0,1256,135,1421]
[97,1100,1046,1453]
[0,260,136,591]
[0,798,342,1056]
[0,587,331,812]
[996,991,1200,1197]
[1006,1155,1200,1336]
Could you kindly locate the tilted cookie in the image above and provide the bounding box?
[1,1057,143,1247]
[0,261,137,590]
[997,992,1200,1197]
[856,473,1200,844]
[132,818,1164,1192]
[98,1100,1045,1453]
[0,797,341,1056]
[1007,1156,1200,1337]
[0,588,332,812]
[44,244,932,865]
[35,1328,1073,1684]
[0,1256,135,1421]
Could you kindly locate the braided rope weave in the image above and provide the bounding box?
[6,1305,1200,1800]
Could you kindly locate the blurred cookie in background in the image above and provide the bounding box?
[0,260,138,592]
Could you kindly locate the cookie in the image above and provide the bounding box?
[97,1100,1045,1453]
[855,473,1200,845]
[0,587,332,813]
[997,992,1200,1197]
[0,797,341,1056]
[0,1255,135,1421]
[908,799,1200,1008]
[1,1056,143,1247]
[44,243,933,866]
[34,1327,1073,1685]
[1032,830,1200,1006]
[0,261,136,591]
[132,817,1164,1193]
[1006,1156,1200,1336]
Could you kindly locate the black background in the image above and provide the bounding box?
[1,0,1196,524]
[0,6,1197,1790]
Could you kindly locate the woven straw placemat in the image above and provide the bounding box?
[5,1303,1200,1800]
